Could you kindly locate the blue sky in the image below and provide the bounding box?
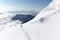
[0,0,52,12]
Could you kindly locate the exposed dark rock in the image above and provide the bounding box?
[11,14,35,24]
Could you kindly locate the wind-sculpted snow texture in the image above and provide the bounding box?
[0,0,60,40]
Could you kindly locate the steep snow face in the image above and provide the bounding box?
[22,0,60,40]
[24,0,60,24]
[0,0,60,40]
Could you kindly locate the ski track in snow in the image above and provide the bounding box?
[0,0,60,40]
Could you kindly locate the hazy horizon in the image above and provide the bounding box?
[0,0,52,12]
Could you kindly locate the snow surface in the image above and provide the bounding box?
[0,0,60,40]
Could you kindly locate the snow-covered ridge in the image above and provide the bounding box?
[0,0,60,40]
[22,0,60,40]
[24,0,60,25]
[0,11,35,31]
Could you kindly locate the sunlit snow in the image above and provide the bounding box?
[0,0,60,40]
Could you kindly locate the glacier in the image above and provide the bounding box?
[0,0,60,40]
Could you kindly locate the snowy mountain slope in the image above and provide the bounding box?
[23,12,60,40]
[0,12,35,40]
[22,0,60,40]
[24,0,60,24]
[0,20,29,40]
[0,0,60,40]
[0,12,29,40]
[0,12,35,30]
